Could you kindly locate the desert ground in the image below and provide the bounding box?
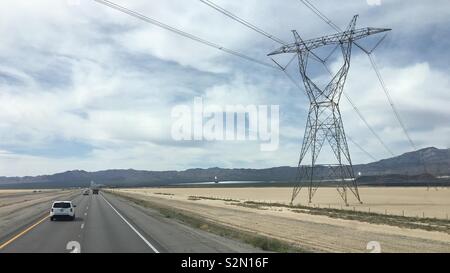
[0,189,56,208]
[111,186,450,253]
[119,187,450,219]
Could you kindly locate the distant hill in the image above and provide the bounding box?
[0,147,449,188]
[355,147,450,176]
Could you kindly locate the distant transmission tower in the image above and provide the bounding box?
[268,15,391,206]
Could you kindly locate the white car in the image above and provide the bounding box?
[50,201,76,221]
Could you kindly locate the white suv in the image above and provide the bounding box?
[50,201,76,221]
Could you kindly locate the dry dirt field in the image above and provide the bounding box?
[0,189,56,208]
[112,186,450,253]
[121,187,450,219]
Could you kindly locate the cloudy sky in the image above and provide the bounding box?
[0,0,449,176]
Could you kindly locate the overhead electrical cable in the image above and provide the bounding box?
[199,0,383,160]
[298,0,417,151]
[95,0,388,162]
[94,0,277,69]
[199,0,288,45]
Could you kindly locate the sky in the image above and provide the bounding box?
[0,0,449,176]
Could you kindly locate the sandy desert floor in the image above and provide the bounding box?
[124,186,450,219]
[0,189,56,207]
[111,187,450,253]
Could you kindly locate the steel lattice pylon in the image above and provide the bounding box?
[268,15,391,205]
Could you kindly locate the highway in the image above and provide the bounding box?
[0,192,261,253]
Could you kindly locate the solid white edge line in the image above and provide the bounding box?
[100,194,160,253]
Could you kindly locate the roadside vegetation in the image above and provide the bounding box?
[236,201,450,234]
[117,190,450,234]
[187,195,240,203]
[108,191,309,253]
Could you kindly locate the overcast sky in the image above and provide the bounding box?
[0,0,449,176]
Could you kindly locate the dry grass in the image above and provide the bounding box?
[114,191,305,252]
[123,187,450,219]
[110,187,450,252]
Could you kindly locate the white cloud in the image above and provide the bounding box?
[0,0,448,176]
[342,57,450,158]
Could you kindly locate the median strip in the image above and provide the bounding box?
[0,215,49,250]
[0,190,81,251]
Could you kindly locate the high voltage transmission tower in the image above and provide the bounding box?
[268,16,391,205]
[95,0,410,201]
[297,0,432,190]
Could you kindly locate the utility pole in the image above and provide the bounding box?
[268,15,391,206]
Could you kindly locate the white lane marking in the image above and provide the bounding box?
[84,212,87,216]
[100,194,159,253]
[81,223,85,229]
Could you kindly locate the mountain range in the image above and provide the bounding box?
[0,147,449,188]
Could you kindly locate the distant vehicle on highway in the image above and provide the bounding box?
[83,189,90,195]
[50,201,76,221]
[92,188,99,195]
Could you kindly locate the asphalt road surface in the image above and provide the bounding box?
[0,192,261,253]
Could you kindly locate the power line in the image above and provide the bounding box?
[278,53,390,159]
[93,0,277,69]
[199,0,332,66]
[198,0,288,45]
[276,57,383,161]
[299,0,341,32]
[96,0,385,162]
[347,135,378,162]
[298,0,417,152]
[368,54,416,150]
[343,93,394,156]
[199,0,381,161]
[321,63,393,157]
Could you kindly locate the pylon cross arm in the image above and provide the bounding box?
[267,27,390,56]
